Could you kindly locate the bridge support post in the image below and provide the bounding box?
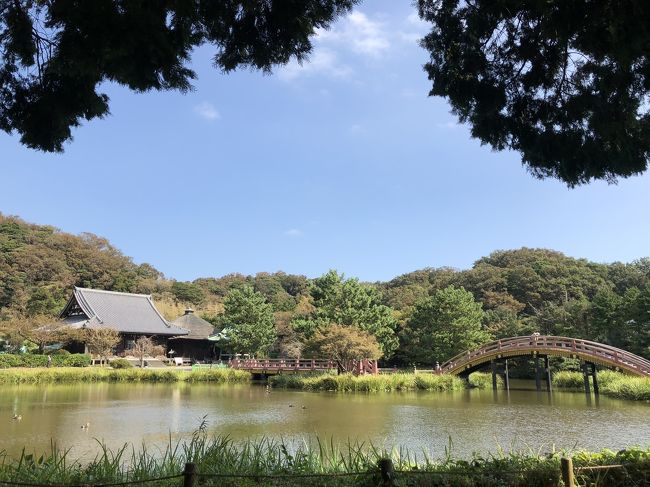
[544,355,552,392]
[535,355,542,391]
[582,362,591,394]
[591,363,599,395]
[491,360,497,390]
[504,359,510,391]
[581,361,600,396]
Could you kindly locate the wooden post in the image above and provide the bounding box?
[582,362,591,394]
[560,457,574,487]
[504,359,510,391]
[378,458,395,487]
[491,360,497,390]
[535,355,542,391]
[183,462,197,487]
[591,363,599,395]
[545,355,552,392]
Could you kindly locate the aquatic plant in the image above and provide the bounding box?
[4,426,650,486]
[0,367,251,384]
[269,372,471,392]
[553,370,650,401]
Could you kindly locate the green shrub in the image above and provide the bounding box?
[552,371,585,389]
[553,370,650,401]
[0,367,252,384]
[0,353,94,369]
[109,358,133,369]
[270,372,466,392]
[0,354,21,368]
[52,349,71,356]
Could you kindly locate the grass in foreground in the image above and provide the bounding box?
[0,367,251,384]
[269,372,496,392]
[1,426,649,487]
[553,370,650,401]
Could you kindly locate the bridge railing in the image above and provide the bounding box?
[440,336,650,376]
[228,358,335,371]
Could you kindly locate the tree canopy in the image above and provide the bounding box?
[3,214,650,365]
[401,286,489,364]
[3,1,650,185]
[418,0,650,186]
[303,324,382,361]
[292,270,399,358]
[0,0,358,151]
[220,285,276,357]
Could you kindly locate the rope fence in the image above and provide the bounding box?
[0,456,642,487]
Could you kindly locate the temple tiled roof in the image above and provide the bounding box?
[170,309,215,340]
[60,287,188,336]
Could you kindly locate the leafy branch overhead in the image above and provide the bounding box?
[418,0,650,186]
[2,1,650,185]
[0,0,358,151]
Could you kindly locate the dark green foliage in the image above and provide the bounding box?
[401,286,490,364]
[0,214,165,315]
[0,0,358,152]
[294,270,399,358]
[171,281,205,305]
[221,285,277,356]
[418,0,650,186]
[0,353,91,368]
[109,358,133,369]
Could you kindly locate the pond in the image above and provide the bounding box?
[2,381,649,461]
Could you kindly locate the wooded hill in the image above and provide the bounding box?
[2,213,649,364]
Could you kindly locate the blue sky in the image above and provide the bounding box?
[1,1,649,283]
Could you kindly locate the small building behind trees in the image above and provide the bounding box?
[60,287,188,354]
[168,308,218,362]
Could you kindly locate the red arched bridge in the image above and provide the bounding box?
[439,335,650,393]
[440,335,650,377]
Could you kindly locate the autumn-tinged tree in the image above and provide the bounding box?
[0,314,71,353]
[303,324,382,362]
[293,270,398,358]
[132,336,165,368]
[84,328,120,366]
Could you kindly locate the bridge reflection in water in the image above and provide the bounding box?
[439,335,650,394]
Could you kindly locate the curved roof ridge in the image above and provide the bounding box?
[145,295,175,328]
[73,287,99,321]
[75,287,152,298]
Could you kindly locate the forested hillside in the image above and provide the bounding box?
[2,213,650,363]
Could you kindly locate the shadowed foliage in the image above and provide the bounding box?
[0,0,358,151]
[418,0,650,185]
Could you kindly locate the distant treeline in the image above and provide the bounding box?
[2,213,650,365]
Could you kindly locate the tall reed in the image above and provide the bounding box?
[0,426,571,487]
[553,370,650,401]
[269,372,471,392]
[0,367,251,384]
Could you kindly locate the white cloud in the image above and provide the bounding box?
[317,11,390,58]
[345,11,390,57]
[194,102,220,121]
[277,48,352,81]
[399,11,429,44]
[276,10,389,82]
[436,121,460,130]
[406,12,422,26]
[284,228,304,237]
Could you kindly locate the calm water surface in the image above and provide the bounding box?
[2,381,649,460]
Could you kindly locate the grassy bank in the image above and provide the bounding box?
[269,372,495,392]
[0,367,251,384]
[553,370,650,401]
[2,429,649,487]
